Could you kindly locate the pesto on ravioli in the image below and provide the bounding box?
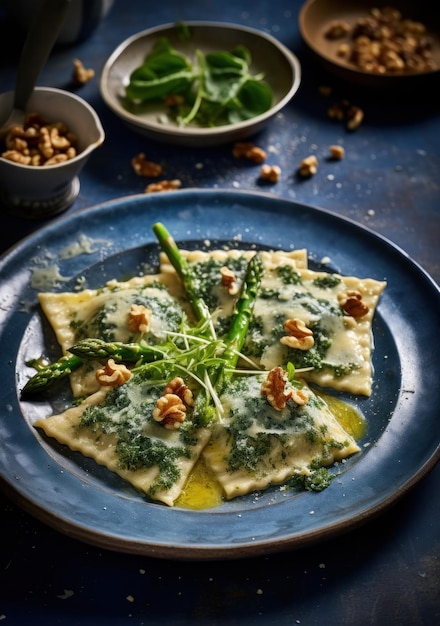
[160,249,308,336]
[38,274,186,397]
[245,267,386,396]
[161,251,386,396]
[203,375,360,499]
[34,370,211,506]
[31,245,385,507]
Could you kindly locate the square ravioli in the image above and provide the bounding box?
[38,273,185,397]
[203,375,360,499]
[245,266,386,396]
[34,374,212,506]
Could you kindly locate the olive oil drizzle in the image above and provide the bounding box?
[175,457,223,510]
[176,389,366,510]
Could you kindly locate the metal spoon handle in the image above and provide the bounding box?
[14,0,71,110]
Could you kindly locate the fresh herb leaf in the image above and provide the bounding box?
[125,36,273,128]
[228,79,273,123]
[125,38,193,102]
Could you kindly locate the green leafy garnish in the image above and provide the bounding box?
[125,35,273,128]
[125,38,194,102]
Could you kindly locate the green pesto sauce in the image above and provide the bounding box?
[286,462,336,492]
[70,285,183,343]
[80,376,198,494]
[245,284,359,376]
[276,264,302,285]
[221,377,340,475]
[312,274,342,289]
[187,257,249,310]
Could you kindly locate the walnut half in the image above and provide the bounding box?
[131,153,163,178]
[220,266,239,295]
[96,359,132,387]
[152,377,194,429]
[163,377,194,407]
[280,318,315,350]
[338,290,369,318]
[261,366,308,411]
[232,141,267,163]
[128,304,152,334]
[152,393,187,429]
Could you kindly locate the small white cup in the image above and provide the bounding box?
[0,87,105,218]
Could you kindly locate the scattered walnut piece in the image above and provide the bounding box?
[325,20,351,40]
[145,179,182,193]
[1,113,78,166]
[327,100,347,121]
[328,100,364,131]
[298,155,318,178]
[163,377,194,407]
[232,141,267,163]
[131,153,163,177]
[346,106,364,131]
[329,144,345,160]
[152,393,187,429]
[290,387,309,406]
[128,304,152,334]
[220,266,239,295]
[259,164,281,183]
[338,290,369,318]
[72,58,95,85]
[261,366,308,411]
[280,318,315,350]
[96,359,132,387]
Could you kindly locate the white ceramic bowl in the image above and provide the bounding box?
[0,87,105,218]
[100,21,301,147]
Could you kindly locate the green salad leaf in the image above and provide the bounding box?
[125,35,273,128]
[125,38,194,101]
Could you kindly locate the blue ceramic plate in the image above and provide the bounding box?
[1,190,439,559]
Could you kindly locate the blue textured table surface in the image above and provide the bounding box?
[1,1,439,624]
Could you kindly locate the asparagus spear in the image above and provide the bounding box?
[194,252,264,424]
[22,338,167,395]
[68,338,166,363]
[22,353,84,395]
[152,222,214,336]
[220,252,263,382]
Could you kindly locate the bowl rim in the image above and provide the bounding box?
[0,86,105,170]
[99,20,302,140]
[298,0,440,83]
